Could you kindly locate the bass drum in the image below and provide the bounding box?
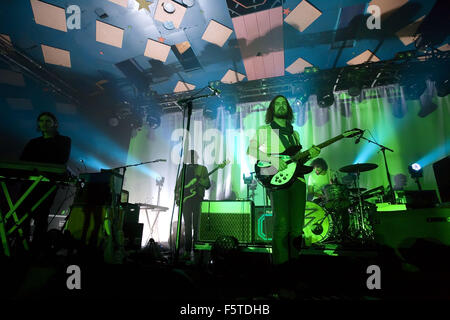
[303,201,334,244]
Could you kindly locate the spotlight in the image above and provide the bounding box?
[348,85,362,97]
[408,163,423,177]
[294,87,309,105]
[408,163,423,191]
[146,114,161,129]
[317,91,334,108]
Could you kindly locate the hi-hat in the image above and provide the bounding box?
[339,163,378,173]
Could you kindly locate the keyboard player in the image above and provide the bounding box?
[18,112,71,252]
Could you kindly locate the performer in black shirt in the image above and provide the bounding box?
[20,112,71,164]
[20,112,71,251]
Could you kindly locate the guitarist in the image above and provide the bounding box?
[175,150,211,259]
[247,95,320,298]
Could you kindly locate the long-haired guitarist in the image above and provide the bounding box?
[247,95,320,297]
[174,150,211,260]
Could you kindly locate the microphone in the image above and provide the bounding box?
[207,85,221,96]
[355,130,365,144]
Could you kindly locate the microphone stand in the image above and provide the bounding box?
[174,91,217,263]
[101,159,166,262]
[360,136,395,203]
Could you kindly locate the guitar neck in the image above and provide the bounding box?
[316,134,344,149]
[207,165,222,177]
[298,134,345,160]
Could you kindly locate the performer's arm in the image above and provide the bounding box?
[198,166,211,190]
[247,127,272,162]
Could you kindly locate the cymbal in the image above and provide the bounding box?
[339,163,378,173]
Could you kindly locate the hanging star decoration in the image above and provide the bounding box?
[283,8,291,16]
[136,0,152,12]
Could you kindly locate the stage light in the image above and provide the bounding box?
[395,50,416,60]
[408,163,423,191]
[408,163,423,178]
[348,85,362,97]
[304,66,319,74]
[146,114,161,129]
[317,91,334,108]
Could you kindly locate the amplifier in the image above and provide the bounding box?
[121,203,141,249]
[254,206,273,244]
[198,200,254,244]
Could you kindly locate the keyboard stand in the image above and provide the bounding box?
[0,176,57,257]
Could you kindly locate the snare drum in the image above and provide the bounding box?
[303,201,334,244]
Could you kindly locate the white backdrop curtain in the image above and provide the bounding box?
[123,82,449,245]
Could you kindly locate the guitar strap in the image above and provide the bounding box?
[269,121,298,152]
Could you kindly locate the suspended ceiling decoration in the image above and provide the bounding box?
[0,0,448,112]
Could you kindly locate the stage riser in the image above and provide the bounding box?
[373,208,450,249]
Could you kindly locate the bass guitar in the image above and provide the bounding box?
[254,128,363,190]
[176,159,229,205]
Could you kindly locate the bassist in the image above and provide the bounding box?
[174,150,211,260]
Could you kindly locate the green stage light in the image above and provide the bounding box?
[395,50,416,60]
[304,66,319,74]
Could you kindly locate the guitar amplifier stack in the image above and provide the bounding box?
[198,201,254,244]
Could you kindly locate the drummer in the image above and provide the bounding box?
[307,158,338,202]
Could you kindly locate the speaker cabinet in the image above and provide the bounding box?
[122,203,141,250]
[198,200,254,244]
[254,206,273,244]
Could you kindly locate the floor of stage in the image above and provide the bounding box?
[1,239,449,302]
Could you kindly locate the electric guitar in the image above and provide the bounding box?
[176,159,229,205]
[254,128,363,190]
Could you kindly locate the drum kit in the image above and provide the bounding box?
[303,163,379,246]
